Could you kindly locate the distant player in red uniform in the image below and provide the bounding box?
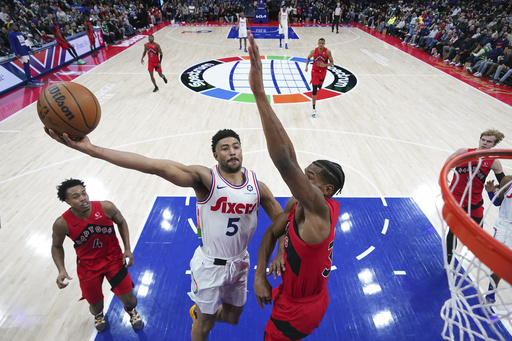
[305,38,333,118]
[249,32,345,341]
[50,19,86,65]
[51,179,143,332]
[444,129,505,263]
[141,34,167,92]
[86,19,98,57]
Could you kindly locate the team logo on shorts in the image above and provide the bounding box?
[180,56,357,104]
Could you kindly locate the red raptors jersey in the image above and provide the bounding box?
[450,148,494,206]
[62,201,122,271]
[282,198,340,298]
[51,24,71,49]
[86,21,95,42]
[146,42,160,64]
[312,47,329,74]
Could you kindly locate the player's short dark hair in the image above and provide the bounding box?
[313,160,345,196]
[57,178,85,201]
[211,129,241,152]
[319,38,325,42]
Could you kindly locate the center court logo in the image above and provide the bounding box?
[180,56,357,104]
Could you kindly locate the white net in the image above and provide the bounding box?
[439,152,512,341]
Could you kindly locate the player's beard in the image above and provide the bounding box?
[220,157,242,173]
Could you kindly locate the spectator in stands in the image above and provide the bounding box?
[411,23,430,47]
[32,32,44,48]
[101,20,116,45]
[442,31,461,60]
[40,29,54,43]
[0,6,9,26]
[418,24,437,49]
[490,48,512,86]
[449,37,478,67]
[431,29,453,57]
[470,43,505,76]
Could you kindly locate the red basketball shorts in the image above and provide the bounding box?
[87,32,95,43]
[77,256,134,304]
[311,69,327,87]
[148,61,162,72]
[57,40,72,50]
[264,284,329,341]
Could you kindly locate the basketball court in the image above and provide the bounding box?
[0,22,511,341]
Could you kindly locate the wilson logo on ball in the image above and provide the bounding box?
[48,84,76,120]
[37,82,101,139]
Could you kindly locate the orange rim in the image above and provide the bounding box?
[440,149,512,284]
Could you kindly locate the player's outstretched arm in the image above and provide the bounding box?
[248,32,324,209]
[46,128,211,192]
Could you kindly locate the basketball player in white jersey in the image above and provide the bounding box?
[484,175,512,303]
[237,12,249,52]
[46,128,283,341]
[278,5,289,49]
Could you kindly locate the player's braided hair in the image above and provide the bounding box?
[211,129,241,152]
[57,178,85,201]
[312,160,345,196]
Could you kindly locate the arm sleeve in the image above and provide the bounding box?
[487,191,502,206]
[496,172,505,184]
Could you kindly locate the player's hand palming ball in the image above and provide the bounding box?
[37,82,101,139]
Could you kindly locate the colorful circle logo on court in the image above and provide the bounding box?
[180,56,357,104]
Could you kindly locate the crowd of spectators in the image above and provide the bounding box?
[1,0,511,84]
[360,1,511,85]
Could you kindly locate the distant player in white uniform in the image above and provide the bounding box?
[237,12,249,52]
[278,5,289,49]
[47,128,283,341]
[485,175,512,303]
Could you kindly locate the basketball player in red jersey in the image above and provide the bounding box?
[444,129,505,263]
[50,19,86,65]
[248,32,345,341]
[86,19,98,57]
[305,38,333,118]
[51,179,143,332]
[141,34,167,93]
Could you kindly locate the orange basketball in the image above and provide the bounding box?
[37,82,101,139]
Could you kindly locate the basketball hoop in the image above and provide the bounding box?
[439,149,512,340]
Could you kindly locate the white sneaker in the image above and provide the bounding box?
[449,61,456,65]
[474,72,482,77]
[312,109,317,118]
[455,62,462,67]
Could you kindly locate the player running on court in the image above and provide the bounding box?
[141,34,168,93]
[305,38,333,118]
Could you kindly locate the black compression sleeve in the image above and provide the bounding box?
[496,172,505,184]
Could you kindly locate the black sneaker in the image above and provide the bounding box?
[125,307,143,330]
[163,77,168,84]
[153,87,159,92]
[94,311,107,332]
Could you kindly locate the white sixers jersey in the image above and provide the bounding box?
[495,185,512,229]
[239,17,247,30]
[280,10,288,25]
[197,165,260,258]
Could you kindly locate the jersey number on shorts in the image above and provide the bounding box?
[92,238,103,248]
[226,217,240,236]
[322,240,334,277]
